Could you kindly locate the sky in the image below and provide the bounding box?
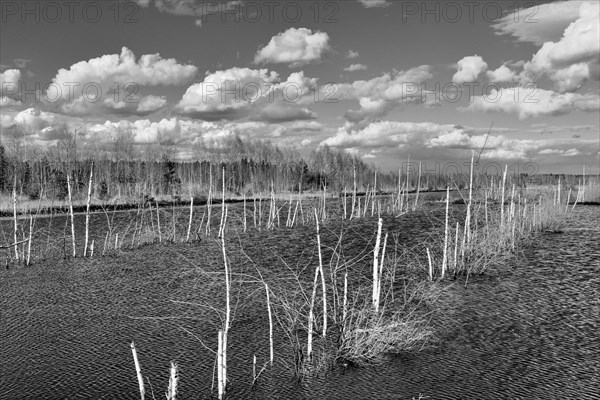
[0,0,599,174]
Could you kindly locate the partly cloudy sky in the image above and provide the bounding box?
[1,0,598,173]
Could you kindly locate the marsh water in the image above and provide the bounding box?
[1,205,599,399]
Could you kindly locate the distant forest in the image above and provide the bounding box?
[0,133,588,201]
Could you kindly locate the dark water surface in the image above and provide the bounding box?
[1,206,599,399]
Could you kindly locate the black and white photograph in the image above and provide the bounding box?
[1,0,599,398]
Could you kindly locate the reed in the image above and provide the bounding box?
[66,173,76,258]
[265,282,274,366]
[186,196,193,242]
[315,208,327,337]
[12,178,19,261]
[130,341,145,400]
[166,361,178,400]
[83,162,93,257]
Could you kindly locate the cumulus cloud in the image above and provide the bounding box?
[539,147,582,156]
[521,2,600,92]
[452,55,488,84]
[465,87,600,119]
[45,47,197,116]
[13,108,56,132]
[322,121,460,149]
[85,117,321,149]
[87,117,215,145]
[493,1,584,45]
[48,47,197,97]
[254,28,331,68]
[358,0,390,8]
[176,67,319,121]
[268,120,324,138]
[176,67,279,120]
[133,0,243,19]
[249,102,317,123]
[0,108,70,140]
[344,64,367,72]
[335,65,433,128]
[0,69,21,103]
[347,50,360,59]
[0,96,22,108]
[486,65,518,83]
[320,120,599,162]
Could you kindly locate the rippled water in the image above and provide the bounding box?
[1,206,599,399]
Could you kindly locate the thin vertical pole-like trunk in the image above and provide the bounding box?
[220,205,230,394]
[206,165,212,237]
[217,330,224,400]
[67,174,76,258]
[500,165,507,231]
[314,208,327,337]
[442,186,449,278]
[426,247,433,281]
[377,232,388,309]
[166,362,178,400]
[454,222,460,272]
[306,221,321,360]
[413,162,421,210]
[26,214,33,266]
[156,200,162,243]
[372,218,383,311]
[84,162,94,257]
[130,342,145,400]
[265,283,274,366]
[12,179,19,261]
[186,196,194,242]
[350,163,356,220]
[243,194,247,232]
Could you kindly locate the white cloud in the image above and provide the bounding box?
[88,117,227,145]
[358,0,390,8]
[465,87,600,119]
[347,50,360,59]
[0,96,22,108]
[486,65,518,83]
[452,55,488,84]
[336,65,433,127]
[44,47,197,116]
[493,1,585,45]
[539,147,582,157]
[321,121,460,149]
[0,69,21,104]
[13,108,56,132]
[521,1,600,92]
[249,102,317,123]
[176,67,280,120]
[320,120,599,162]
[135,95,168,114]
[0,69,21,95]
[176,67,319,121]
[254,28,331,68]
[133,0,243,19]
[48,47,197,98]
[344,64,367,72]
